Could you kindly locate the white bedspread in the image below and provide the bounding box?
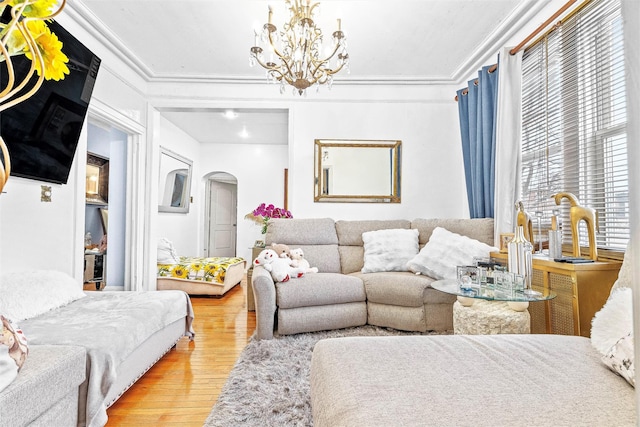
[20,290,195,427]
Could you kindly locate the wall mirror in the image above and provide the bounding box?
[86,153,109,205]
[314,139,402,203]
[158,147,193,213]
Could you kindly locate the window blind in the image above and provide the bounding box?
[521,0,628,254]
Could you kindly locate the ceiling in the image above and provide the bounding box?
[71,0,550,144]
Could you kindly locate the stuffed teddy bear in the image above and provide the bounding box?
[270,242,291,259]
[253,248,305,282]
[289,248,318,273]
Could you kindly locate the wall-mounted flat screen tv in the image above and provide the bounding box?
[0,19,101,185]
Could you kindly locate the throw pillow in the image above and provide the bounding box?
[611,241,632,291]
[361,228,419,273]
[0,315,28,393]
[591,287,634,387]
[601,333,635,387]
[158,237,180,264]
[406,226,498,279]
[0,270,86,321]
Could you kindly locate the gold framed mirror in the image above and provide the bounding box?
[314,139,401,203]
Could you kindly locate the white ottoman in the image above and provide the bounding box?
[453,299,530,334]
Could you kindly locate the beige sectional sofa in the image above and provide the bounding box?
[251,217,494,340]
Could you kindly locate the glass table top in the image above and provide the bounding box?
[431,279,556,303]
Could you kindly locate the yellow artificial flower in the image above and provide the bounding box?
[9,0,58,18]
[22,20,69,81]
[171,266,189,279]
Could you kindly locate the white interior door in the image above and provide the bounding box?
[207,180,237,257]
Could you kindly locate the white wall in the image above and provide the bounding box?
[0,11,148,279]
[155,118,202,256]
[287,100,469,221]
[199,143,289,263]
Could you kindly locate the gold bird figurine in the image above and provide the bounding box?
[552,192,598,260]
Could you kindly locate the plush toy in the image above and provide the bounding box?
[271,242,291,259]
[289,248,319,273]
[253,249,305,282]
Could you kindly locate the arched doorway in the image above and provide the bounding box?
[204,172,238,257]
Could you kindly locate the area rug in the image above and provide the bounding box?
[204,325,450,427]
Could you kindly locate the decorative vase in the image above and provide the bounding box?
[507,225,534,294]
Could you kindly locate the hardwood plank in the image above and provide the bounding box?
[105,277,256,425]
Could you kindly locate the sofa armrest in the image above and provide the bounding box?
[252,266,277,340]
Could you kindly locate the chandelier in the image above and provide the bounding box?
[249,0,349,95]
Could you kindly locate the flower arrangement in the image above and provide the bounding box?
[0,0,69,193]
[245,203,293,234]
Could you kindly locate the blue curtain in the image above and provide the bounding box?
[457,65,499,218]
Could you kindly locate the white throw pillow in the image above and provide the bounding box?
[158,237,180,264]
[361,228,419,273]
[0,270,86,321]
[591,287,633,354]
[591,287,635,387]
[406,226,498,280]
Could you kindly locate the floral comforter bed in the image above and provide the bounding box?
[157,256,245,284]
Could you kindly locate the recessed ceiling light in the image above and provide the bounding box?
[222,110,238,120]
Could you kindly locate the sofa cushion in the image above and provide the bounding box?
[276,273,365,309]
[290,245,342,274]
[361,228,419,273]
[406,227,497,279]
[310,335,636,427]
[411,218,495,246]
[339,246,365,275]
[353,272,436,306]
[267,218,338,245]
[266,218,341,273]
[0,345,86,427]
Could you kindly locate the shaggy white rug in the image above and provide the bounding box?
[204,325,450,427]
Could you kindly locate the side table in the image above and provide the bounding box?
[246,245,264,312]
[453,300,530,334]
[431,279,555,335]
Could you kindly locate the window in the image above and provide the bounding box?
[521,0,628,255]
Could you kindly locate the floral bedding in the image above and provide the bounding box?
[157,256,245,284]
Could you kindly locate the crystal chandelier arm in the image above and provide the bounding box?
[267,28,297,79]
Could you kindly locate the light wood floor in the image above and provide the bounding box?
[105,278,256,426]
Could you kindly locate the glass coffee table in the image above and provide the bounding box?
[432,279,556,335]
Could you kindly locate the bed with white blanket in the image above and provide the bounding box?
[0,271,194,427]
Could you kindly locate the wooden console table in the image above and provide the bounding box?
[490,252,621,337]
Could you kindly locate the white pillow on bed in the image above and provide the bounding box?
[158,238,180,264]
[0,270,86,321]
